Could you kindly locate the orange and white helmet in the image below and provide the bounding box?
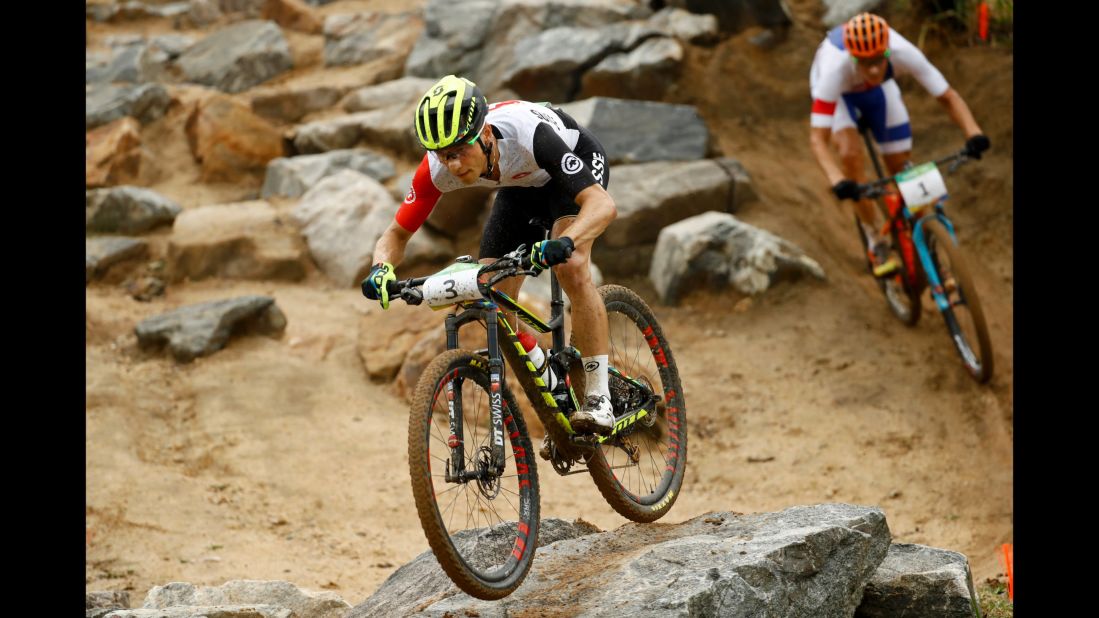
[843,13,890,59]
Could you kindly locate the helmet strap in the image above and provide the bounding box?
[477,135,495,178]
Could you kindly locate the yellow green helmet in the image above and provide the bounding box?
[414,75,488,151]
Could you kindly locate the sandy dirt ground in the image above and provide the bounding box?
[86,0,1013,607]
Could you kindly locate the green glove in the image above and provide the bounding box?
[361,262,396,309]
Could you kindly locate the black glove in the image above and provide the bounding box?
[831,179,861,201]
[964,134,990,160]
[361,262,396,309]
[530,237,575,270]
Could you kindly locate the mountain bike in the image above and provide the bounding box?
[384,229,687,599]
[854,126,993,383]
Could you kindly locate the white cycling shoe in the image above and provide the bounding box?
[569,395,615,435]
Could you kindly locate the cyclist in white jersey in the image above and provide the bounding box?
[362,75,618,436]
[808,12,990,274]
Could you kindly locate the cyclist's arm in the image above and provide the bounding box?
[372,220,413,267]
[936,87,984,139]
[809,126,846,186]
[375,155,443,266]
[531,123,616,247]
[560,184,616,248]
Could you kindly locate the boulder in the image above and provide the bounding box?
[86,186,182,234]
[559,97,709,163]
[185,94,285,182]
[134,295,287,362]
[86,117,144,188]
[855,543,982,618]
[291,103,422,159]
[291,170,453,286]
[250,85,345,123]
[141,580,349,618]
[580,36,683,100]
[357,307,442,381]
[664,0,793,33]
[323,12,423,67]
[262,149,396,198]
[175,20,293,93]
[350,504,890,617]
[341,76,435,112]
[649,211,826,305]
[648,6,719,44]
[187,0,223,26]
[86,236,149,284]
[105,606,290,618]
[167,200,309,282]
[86,82,171,130]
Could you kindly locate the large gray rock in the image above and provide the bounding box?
[175,20,292,93]
[822,0,884,28]
[352,504,890,617]
[648,6,719,44]
[87,1,191,22]
[88,591,131,617]
[105,606,290,618]
[559,97,709,164]
[323,12,423,67]
[86,186,182,234]
[187,0,223,26]
[87,35,195,85]
[291,103,422,159]
[86,236,149,283]
[250,85,345,123]
[650,211,826,304]
[341,76,435,112]
[142,580,349,618]
[502,22,661,102]
[262,149,396,198]
[86,82,171,129]
[134,296,287,362]
[167,200,309,282]
[405,0,651,97]
[580,36,683,100]
[603,160,736,248]
[855,543,982,618]
[350,518,602,617]
[292,170,453,286]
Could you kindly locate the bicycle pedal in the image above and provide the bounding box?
[569,435,600,450]
[872,258,900,278]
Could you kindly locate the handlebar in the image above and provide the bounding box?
[856,147,974,200]
[384,244,542,306]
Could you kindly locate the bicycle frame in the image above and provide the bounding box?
[436,253,659,472]
[911,204,961,313]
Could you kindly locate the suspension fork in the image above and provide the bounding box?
[912,210,958,313]
[484,308,507,475]
[442,312,467,479]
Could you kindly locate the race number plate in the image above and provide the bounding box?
[423,263,483,308]
[895,162,948,212]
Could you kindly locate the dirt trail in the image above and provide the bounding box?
[86,0,1012,605]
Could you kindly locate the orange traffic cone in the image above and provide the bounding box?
[1001,543,1013,601]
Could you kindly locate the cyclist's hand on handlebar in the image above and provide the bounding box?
[831,179,861,201]
[361,261,396,309]
[530,237,575,270]
[964,134,991,160]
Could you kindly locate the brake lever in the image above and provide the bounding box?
[401,288,423,305]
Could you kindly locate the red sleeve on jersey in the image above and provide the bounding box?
[395,156,442,233]
[812,99,837,115]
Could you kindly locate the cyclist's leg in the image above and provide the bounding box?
[831,97,879,233]
[478,187,546,331]
[547,128,614,427]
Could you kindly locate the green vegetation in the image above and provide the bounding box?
[977,580,1014,618]
[889,0,1014,49]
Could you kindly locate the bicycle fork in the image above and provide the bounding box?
[912,211,961,313]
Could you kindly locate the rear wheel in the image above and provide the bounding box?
[583,285,687,523]
[408,349,540,599]
[856,215,922,326]
[922,219,993,383]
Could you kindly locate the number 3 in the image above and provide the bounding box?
[444,279,458,299]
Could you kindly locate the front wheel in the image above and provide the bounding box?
[407,349,540,599]
[585,285,687,523]
[922,219,994,383]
